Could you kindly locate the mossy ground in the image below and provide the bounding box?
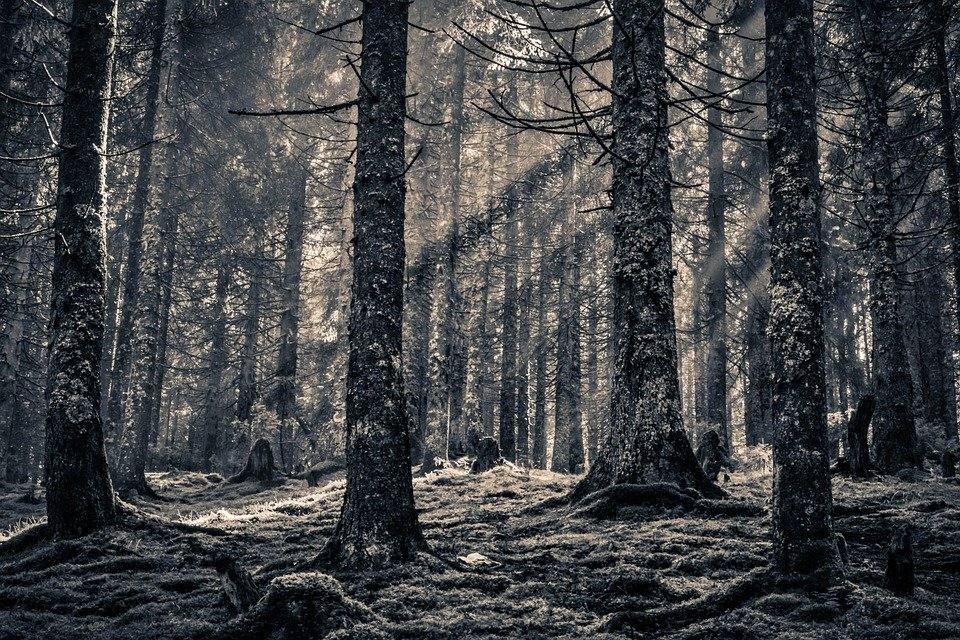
[0,463,958,639]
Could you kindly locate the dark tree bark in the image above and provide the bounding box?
[554,178,583,473]
[847,394,875,479]
[574,0,720,500]
[516,211,533,465]
[585,261,601,466]
[855,0,920,473]
[323,0,422,567]
[703,17,729,451]
[765,0,841,583]
[44,0,119,537]
[113,0,170,495]
[106,0,170,438]
[236,238,264,425]
[228,438,276,484]
[498,82,520,463]
[199,256,230,470]
[531,245,550,469]
[932,0,960,446]
[885,525,914,595]
[276,158,309,470]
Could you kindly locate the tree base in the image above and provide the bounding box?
[571,483,763,520]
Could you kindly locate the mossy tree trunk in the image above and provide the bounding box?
[44,0,119,537]
[765,0,841,583]
[574,0,720,501]
[323,0,422,567]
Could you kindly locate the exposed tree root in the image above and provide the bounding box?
[572,483,764,520]
[0,523,50,559]
[604,567,772,633]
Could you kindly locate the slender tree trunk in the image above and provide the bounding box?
[199,258,230,471]
[236,238,264,425]
[704,20,729,451]
[323,0,422,568]
[276,158,308,470]
[933,0,960,445]
[554,156,583,473]
[44,0,119,538]
[112,0,170,494]
[516,208,533,464]
[532,245,550,469]
[765,0,841,583]
[478,259,496,439]
[574,0,719,500]
[498,81,520,462]
[106,0,169,439]
[585,261,600,466]
[855,0,920,472]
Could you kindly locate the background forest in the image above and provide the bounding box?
[1,0,960,638]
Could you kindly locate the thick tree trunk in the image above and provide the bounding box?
[765,0,841,583]
[573,0,719,500]
[44,0,119,537]
[276,158,308,470]
[855,0,920,473]
[704,19,729,451]
[323,0,422,568]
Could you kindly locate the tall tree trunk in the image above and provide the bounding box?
[532,244,550,469]
[765,0,841,583]
[112,0,170,494]
[478,258,496,439]
[933,0,960,445]
[574,0,719,500]
[106,0,169,438]
[44,0,119,537]
[554,156,583,473]
[323,0,422,567]
[276,158,308,470]
[498,81,520,462]
[516,211,533,465]
[236,238,264,425]
[704,19,729,451]
[585,259,600,466]
[856,0,920,472]
[199,257,230,471]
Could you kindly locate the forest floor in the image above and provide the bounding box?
[0,459,959,639]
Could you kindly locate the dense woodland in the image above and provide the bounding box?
[1,0,960,637]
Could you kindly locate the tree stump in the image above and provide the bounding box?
[228,439,276,484]
[470,437,502,474]
[886,524,914,596]
[942,450,957,478]
[847,394,875,479]
[217,571,382,640]
[215,554,262,614]
[695,430,727,482]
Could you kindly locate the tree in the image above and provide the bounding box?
[574,0,720,500]
[765,0,841,583]
[854,0,920,472]
[322,0,423,567]
[112,0,171,495]
[44,0,119,537]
